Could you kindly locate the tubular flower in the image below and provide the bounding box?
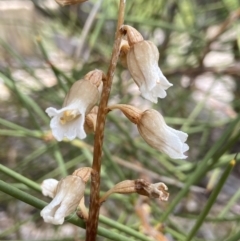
[121,25,172,103]
[40,167,92,225]
[46,69,103,141]
[40,175,85,225]
[108,104,189,159]
[138,109,189,159]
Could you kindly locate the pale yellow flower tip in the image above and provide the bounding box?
[45,69,103,141]
[138,109,189,159]
[40,175,85,225]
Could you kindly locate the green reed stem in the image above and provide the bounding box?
[186,158,235,241]
[0,164,41,192]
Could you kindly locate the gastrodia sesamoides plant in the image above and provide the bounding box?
[46,70,103,141]
[108,104,189,159]
[120,25,173,103]
[42,1,189,237]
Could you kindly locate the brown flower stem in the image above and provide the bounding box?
[85,1,125,241]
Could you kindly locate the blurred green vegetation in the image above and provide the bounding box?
[0,0,240,240]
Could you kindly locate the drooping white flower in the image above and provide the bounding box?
[121,25,172,103]
[108,104,189,159]
[138,109,189,159]
[40,175,85,225]
[40,168,92,225]
[46,70,103,141]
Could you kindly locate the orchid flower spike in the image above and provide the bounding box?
[120,25,172,103]
[46,69,103,141]
[108,104,189,159]
[40,167,92,225]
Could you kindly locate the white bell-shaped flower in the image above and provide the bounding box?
[138,109,189,159]
[121,25,172,103]
[107,104,189,159]
[46,69,103,141]
[40,175,85,225]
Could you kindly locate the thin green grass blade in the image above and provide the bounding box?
[53,144,68,177]
[225,230,240,241]
[0,164,41,192]
[0,72,49,124]
[186,157,236,241]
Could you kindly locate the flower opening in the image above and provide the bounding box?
[46,70,103,141]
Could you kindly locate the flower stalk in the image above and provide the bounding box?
[85,1,126,240]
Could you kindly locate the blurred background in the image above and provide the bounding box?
[0,0,240,240]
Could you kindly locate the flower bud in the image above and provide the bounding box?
[40,175,85,225]
[46,69,104,141]
[119,40,130,68]
[84,106,98,133]
[138,109,189,159]
[121,25,172,103]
